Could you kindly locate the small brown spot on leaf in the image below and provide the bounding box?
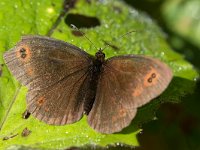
[21,127,31,137]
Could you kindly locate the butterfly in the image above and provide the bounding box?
[3,35,172,134]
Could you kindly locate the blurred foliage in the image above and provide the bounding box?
[125,0,200,70]
[124,0,200,150]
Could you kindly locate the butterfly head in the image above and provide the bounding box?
[95,48,105,63]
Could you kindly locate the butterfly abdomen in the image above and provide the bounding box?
[83,58,103,115]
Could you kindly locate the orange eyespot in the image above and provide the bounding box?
[132,86,143,97]
[36,96,46,106]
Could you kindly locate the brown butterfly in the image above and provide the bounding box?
[3,35,172,134]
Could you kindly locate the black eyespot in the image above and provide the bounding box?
[21,53,27,58]
[20,48,26,53]
[19,48,27,58]
[152,73,156,78]
[148,78,152,83]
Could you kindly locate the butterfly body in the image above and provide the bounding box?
[82,52,104,115]
[4,36,173,134]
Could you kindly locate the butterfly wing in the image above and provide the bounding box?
[4,35,93,124]
[88,55,173,133]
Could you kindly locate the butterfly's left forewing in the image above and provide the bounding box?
[88,55,172,133]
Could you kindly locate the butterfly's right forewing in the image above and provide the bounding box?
[4,36,94,125]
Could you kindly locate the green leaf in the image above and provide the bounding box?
[0,0,198,149]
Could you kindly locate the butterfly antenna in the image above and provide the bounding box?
[70,24,99,51]
[101,30,137,51]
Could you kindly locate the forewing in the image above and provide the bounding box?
[4,35,93,124]
[4,35,92,91]
[88,55,173,133]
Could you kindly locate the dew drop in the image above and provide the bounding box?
[139,130,143,134]
[1,26,6,29]
[104,24,109,28]
[160,52,165,57]
[194,77,199,82]
[14,4,18,8]
[47,7,54,13]
[129,9,139,16]
[178,66,183,71]
[59,143,63,147]
[94,137,101,143]
[46,129,49,133]
[153,116,158,120]
[1,2,5,5]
